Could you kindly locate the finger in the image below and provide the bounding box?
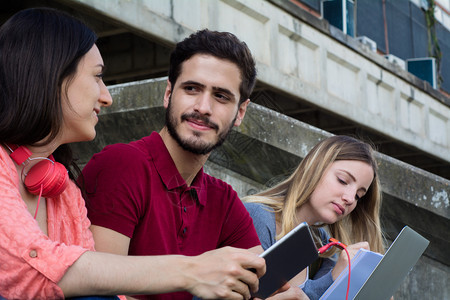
[232,279,252,300]
[243,257,266,278]
[351,241,369,250]
[271,282,290,296]
[361,241,370,250]
[241,269,259,293]
[226,290,246,300]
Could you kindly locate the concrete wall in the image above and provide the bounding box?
[66,0,450,167]
[73,78,449,300]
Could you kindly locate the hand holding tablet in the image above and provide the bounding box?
[252,222,319,299]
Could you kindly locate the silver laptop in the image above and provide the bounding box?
[353,226,429,300]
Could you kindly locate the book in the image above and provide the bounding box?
[319,248,383,299]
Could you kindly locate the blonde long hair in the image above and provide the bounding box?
[243,135,385,256]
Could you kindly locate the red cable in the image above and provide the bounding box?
[317,240,352,300]
[342,246,351,300]
[34,184,43,219]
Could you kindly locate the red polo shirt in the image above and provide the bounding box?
[82,132,260,300]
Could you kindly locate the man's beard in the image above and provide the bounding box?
[165,97,236,155]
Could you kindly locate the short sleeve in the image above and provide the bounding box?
[244,202,277,250]
[216,186,261,250]
[82,143,152,238]
[302,270,334,300]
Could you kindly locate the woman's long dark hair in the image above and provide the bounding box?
[0,7,97,179]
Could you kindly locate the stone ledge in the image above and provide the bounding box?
[73,78,449,266]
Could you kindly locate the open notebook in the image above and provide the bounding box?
[320,226,429,300]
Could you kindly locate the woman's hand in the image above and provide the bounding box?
[331,241,369,281]
[256,283,310,300]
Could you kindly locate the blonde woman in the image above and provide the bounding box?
[243,135,385,300]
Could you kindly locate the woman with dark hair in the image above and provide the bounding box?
[0,8,264,300]
[243,135,385,300]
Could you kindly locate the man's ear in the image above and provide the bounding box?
[163,80,172,109]
[234,99,250,127]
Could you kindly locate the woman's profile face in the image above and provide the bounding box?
[59,44,112,144]
[300,160,374,225]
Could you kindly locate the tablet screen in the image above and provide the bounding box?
[253,222,319,299]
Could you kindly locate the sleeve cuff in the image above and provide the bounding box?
[21,238,88,283]
[302,270,334,300]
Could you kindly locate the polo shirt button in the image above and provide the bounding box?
[184,207,187,212]
[183,227,187,234]
[29,250,37,258]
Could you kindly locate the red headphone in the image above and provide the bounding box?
[7,144,69,198]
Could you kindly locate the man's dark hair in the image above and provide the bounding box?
[168,29,257,104]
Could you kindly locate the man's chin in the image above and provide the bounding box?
[179,139,218,155]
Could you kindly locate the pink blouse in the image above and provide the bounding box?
[0,146,95,299]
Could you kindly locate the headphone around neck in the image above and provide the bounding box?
[7,144,69,198]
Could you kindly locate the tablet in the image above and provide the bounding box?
[252,222,319,299]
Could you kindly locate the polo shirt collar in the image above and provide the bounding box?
[147,132,207,206]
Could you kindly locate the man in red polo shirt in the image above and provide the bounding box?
[82,30,306,300]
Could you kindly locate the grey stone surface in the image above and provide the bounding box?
[393,250,450,299]
[65,0,450,169]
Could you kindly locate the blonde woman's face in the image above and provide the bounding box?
[301,160,374,225]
